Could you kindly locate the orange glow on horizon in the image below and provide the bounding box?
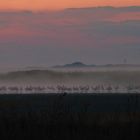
[0,0,140,11]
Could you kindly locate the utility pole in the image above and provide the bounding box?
[123,58,127,65]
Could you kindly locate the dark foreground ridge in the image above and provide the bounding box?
[0,93,140,139]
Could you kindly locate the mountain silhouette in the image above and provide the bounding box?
[53,62,96,68]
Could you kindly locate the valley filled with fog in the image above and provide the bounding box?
[0,65,140,93]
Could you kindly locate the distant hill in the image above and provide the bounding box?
[52,62,140,69]
[53,62,96,68]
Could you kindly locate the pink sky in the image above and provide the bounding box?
[0,7,140,67]
[0,0,140,10]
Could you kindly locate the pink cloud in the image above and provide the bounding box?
[0,8,139,48]
[105,12,140,22]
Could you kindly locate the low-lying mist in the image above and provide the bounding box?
[0,68,140,93]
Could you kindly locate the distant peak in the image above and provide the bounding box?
[63,62,87,67]
[53,62,94,68]
[70,62,86,66]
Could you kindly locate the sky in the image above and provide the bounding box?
[0,1,140,71]
[0,0,140,10]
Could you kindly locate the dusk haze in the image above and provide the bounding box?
[0,0,140,90]
[1,0,140,139]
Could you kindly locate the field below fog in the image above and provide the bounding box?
[0,68,140,93]
[0,93,140,139]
